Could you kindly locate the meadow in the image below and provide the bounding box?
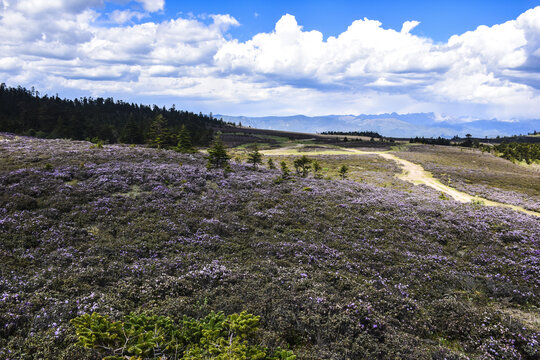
[1,134,539,359]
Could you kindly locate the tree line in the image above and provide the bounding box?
[492,142,540,164]
[0,84,229,146]
[321,130,382,138]
[409,136,451,145]
[409,134,540,164]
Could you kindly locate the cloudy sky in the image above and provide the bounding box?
[1,0,540,121]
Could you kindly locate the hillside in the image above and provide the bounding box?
[1,134,539,359]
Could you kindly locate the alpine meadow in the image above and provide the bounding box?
[1,1,540,360]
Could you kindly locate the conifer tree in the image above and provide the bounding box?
[207,136,230,169]
[313,160,322,179]
[267,158,276,169]
[247,145,262,169]
[293,155,312,177]
[120,115,143,144]
[280,161,290,179]
[339,164,349,179]
[147,114,169,149]
[176,124,196,153]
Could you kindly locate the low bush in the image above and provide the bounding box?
[71,311,295,360]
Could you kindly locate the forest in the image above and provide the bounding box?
[320,130,382,138]
[409,135,540,164]
[493,142,540,164]
[0,84,227,146]
[409,136,452,146]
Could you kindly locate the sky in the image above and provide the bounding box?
[1,0,540,122]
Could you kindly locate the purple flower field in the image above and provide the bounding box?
[1,134,539,359]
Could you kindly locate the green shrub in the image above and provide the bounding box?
[438,192,450,200]
[71,311,295,360]
[90,140,104,149]
[470,197,484,208]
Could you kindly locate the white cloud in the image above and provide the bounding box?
[401,20,420,34]
[0,57,21,73]
[215,15,448,85]
[214,8,540,117]
[108,9,147,24]
[0,1,539,120]
[136,0,164,13]
[3,0,103,16]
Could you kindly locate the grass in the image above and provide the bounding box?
[234,142,272,150]
[252,134,290,143]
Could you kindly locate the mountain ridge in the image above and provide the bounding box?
[216,113,540,138]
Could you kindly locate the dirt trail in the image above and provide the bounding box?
[377,153,471,202]
[262,146,540,217]
[353,149,540,217]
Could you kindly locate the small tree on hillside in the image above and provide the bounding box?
[207,136,230,169]
[247,145,262,170]
[293,155,312,177]
[176,124,196,153]
[267,158,276,169]
[280,161,290,179]
[313,160,322,179]
[339,164,349,179]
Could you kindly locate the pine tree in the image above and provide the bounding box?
[280,161,290,179]
[267,158,276,169]
[247,145,262,169]
[50,115,70,139]
[120,115,143,144]
[176,124,196,153]
[147,114,169,149]
[313,160,322,179]
[293,155,312,177]
[339,164,349,179]
[207,136,230,169]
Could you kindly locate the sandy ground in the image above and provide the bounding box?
[262,146,540,218]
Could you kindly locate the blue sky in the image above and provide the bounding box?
[157,0,540,42]
[1,0,540,122]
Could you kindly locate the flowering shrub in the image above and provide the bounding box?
[1,134,539,359]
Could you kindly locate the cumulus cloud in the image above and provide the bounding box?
[214,8,540,116]
[215,15,448,86]
[401,20,420,34]
[0,1,539,120]
[108,9,147,24]
[136,0,164,13]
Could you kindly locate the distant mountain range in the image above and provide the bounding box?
[216,113,540,138]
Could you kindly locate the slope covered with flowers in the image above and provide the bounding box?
[1,134,539,359]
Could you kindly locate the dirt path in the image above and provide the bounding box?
[262,146,540,217]
[353,149,540,217]
[376,152,471,202]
